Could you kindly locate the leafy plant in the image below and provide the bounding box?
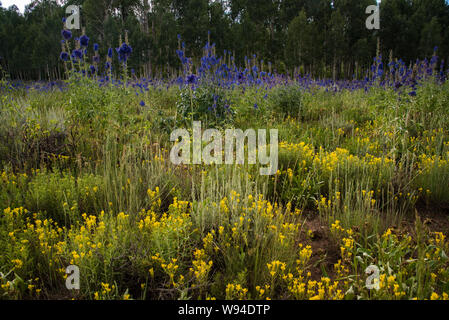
[269,85,303,119]
[176,85,235,128]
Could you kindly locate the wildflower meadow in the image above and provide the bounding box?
[1,1,449,303]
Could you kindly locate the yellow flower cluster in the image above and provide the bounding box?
[147,187,161,211]
[267,260,286,278]
[189,249,213,284]
[255,285,271,299]
[225,283,248,300]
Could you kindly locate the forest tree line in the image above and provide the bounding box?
[1,0,449,80]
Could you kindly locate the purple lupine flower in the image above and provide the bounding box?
[80,35,90,47]
[60,52,69,61]
[116,43,133,62]
[72,49,83,60]
[186,74,197,84]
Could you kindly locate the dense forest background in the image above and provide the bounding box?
[1,0,448,80]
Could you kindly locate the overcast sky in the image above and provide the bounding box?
[1,0,31,13]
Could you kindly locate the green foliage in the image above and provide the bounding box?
[26,170,105,225]
[66,76,111,125]
[0,94,68,169]
[268,85,303,119]
[176,85,235,128]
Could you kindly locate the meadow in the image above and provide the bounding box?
[1,31,449,300]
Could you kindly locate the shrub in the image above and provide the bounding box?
[176,85,235,128]
[269,85,302,119]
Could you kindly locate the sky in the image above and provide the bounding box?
[0,0,31,13]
